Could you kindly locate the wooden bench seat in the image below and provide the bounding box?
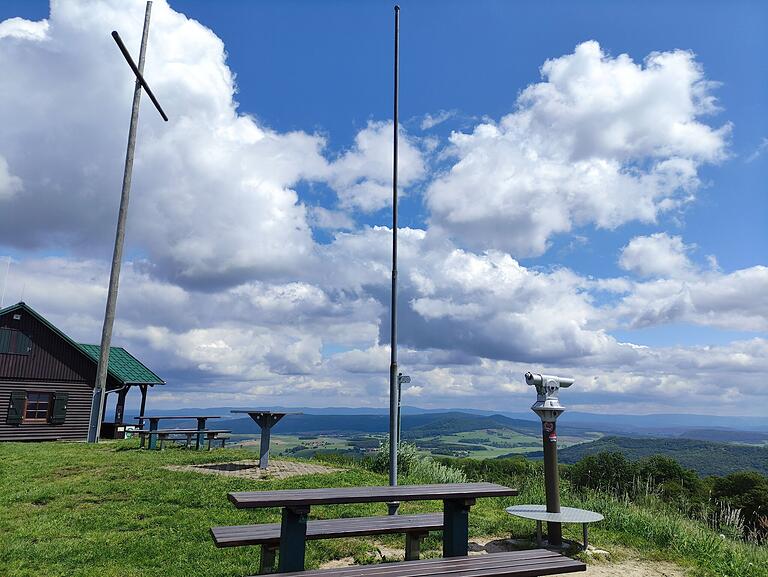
[212,513,444,547]
[260,549,586,577]
[212,513,444,573]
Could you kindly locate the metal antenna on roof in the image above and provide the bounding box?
[87,1,168,443]
[0,256,10,308]
[387,5,401,516]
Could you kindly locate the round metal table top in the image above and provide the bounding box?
[505,504,604,523]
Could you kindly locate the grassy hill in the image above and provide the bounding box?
[1,441,766,577]
[540,436,768,477]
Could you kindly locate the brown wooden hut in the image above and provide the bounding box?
[0,302,164,441]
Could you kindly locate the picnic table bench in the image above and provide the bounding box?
[221,482,519,573]
[261,549,585,576]
[136,428,231,450]
[213,513,444,573]
[134,415,221,449]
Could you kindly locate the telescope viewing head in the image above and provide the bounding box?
[525,372,574,423]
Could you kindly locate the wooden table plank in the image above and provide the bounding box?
[229,482,518,508]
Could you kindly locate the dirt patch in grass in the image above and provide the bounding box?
[164,459,341,480]
[321,543,688,576]
[468,537,690,577]
[318,536,690,576]
[578,559,689,576]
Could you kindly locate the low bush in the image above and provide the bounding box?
[366,440,467,484]
[405,457,467,484]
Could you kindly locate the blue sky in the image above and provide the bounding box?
[0,0,766,415]
[178,0,768,275]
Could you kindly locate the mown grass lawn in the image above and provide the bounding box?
[2,440,767,577]
[0,440,522,577]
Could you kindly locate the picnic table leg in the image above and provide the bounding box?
[405,530,426,561]
[278,505,310,573]
[259,423,271,468]
[196,417,206,450]
[536,520,543,547]
[443,498,475,557]
[251,413,286,469]
[259,544,278,574]
[148,419,159,450]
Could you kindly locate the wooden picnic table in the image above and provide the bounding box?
[230,409,302,468]
[136,428,232,450]
[228,482,518,573]
[134,415,221,450]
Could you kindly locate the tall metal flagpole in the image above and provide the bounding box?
[387,4,401,515]
[88,1,168,443]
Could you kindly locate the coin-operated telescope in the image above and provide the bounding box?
[525,371,574,548]
[525,372,574,424]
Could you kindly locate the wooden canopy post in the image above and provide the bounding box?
[139,384,148,419]
[114,387,129,424]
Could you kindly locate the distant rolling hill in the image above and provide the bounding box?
[534,436,768,477]
[221,411,588,437]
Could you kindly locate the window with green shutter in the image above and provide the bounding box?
[0,328,32,355]
[6,390,26,425]
[49,392,69,425]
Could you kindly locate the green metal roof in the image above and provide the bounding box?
[78,344,165,385]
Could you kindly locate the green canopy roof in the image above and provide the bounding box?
[78,344,165,385]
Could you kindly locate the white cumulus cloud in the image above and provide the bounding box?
[426,41,730,257]
[326,121,426,212]
[0,156,22,200]
[619,233,696,278]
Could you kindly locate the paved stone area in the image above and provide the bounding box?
[165,459,341,480]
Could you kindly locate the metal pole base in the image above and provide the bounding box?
[87,387,104,443]
[387,501,400,516]
[546,520,563,547]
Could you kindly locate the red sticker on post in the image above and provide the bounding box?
[549,433,557,442]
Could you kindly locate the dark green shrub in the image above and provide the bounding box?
[636,454,704,501]
[566,451,637,494]
[713,471,768,541]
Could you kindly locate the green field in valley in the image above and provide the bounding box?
[231,427,601,461]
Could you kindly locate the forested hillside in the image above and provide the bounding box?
[543,436,768,477]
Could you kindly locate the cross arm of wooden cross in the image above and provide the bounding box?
[111,30,169,122]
